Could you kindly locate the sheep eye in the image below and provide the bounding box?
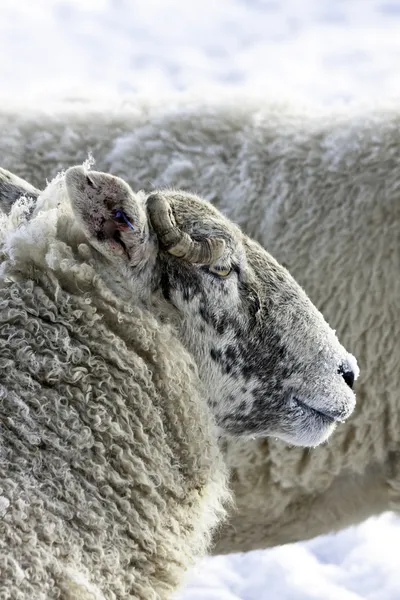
[209,265,232,278]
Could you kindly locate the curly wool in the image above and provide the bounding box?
[0,182,228,599]
[0,95,398,551]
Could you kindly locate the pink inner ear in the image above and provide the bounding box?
[101,220,126,255]
[115,222,130,231]
[103,220,118,237]
[109,239,122,250]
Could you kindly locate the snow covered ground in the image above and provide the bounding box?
[1,1,400,598]
[179,513,400,600]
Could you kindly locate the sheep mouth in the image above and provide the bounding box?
[293,397,337,424]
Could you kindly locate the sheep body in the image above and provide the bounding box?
[1,96,397,552]
[0,176,228,598]
[0,158,359,600]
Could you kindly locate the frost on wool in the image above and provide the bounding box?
[0,170,229,600]
[0,152,361,591]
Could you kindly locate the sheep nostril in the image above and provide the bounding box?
[339,365,355,390]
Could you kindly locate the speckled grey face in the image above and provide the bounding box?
[66,166,359,448]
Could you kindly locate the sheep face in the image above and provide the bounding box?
[66,166,358,447]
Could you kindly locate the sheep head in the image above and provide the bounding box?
[66,165,359,448]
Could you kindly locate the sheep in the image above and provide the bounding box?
[0,96,395,551]
[0,163,357,599]
[0,169,230,600]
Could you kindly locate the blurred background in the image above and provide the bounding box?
[1,1,399,598]
[2,0,400,104]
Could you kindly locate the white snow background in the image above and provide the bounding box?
[1,1,399,598]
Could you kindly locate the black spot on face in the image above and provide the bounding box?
[199,302,212,325]
[241,363,254,381]
[225,345,237,362]
[224,362,233,374]
[160,270,171,301]
[210,347,223,362]
[216,317,228,335]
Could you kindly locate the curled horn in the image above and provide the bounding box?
[146,193,225,265]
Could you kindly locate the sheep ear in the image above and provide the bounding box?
[0,168,40,216]
[65,166,151,266]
